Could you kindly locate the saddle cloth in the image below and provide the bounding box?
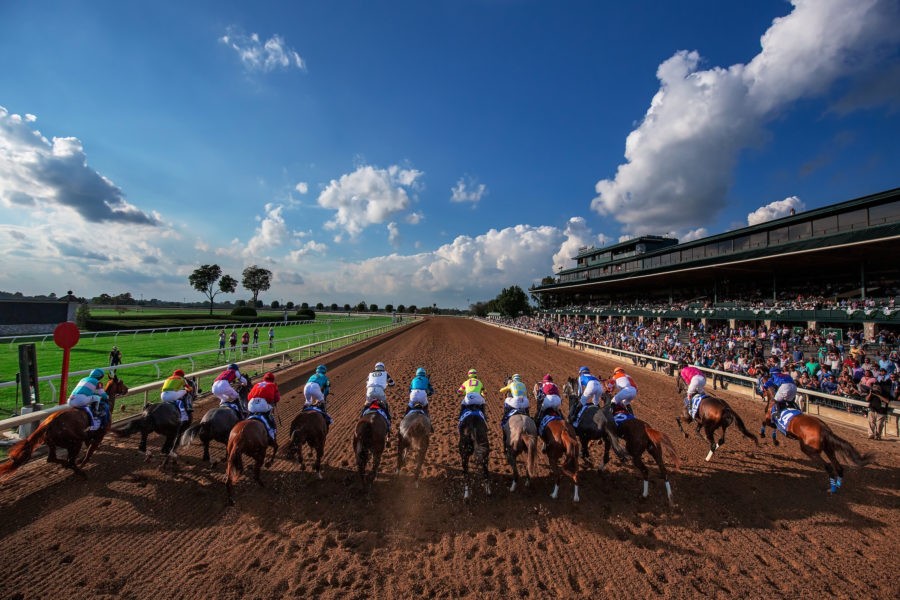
[303,405,332,424]
[690,394,706,420]
[573,404,595,429]
[775,409,802,436]
[459,408,486,430]
[248,414,276,440]
[613,411,635,429]
[539,413,563,436]
[363,407,391,432]
[221,401,243,419]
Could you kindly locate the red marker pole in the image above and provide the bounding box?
[53,322,81,405]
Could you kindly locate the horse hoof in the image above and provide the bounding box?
[317,471,323,480]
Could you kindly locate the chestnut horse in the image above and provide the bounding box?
[0,377,129,480]
[179,377,251,464]
[675,375,757,461]
[539,415,581,502]
[602,410,679,506]
[225,418,278,505]
[396,405,432,486]
[760,387,872,493]
[353,405,389,491]
[286,406,329,479]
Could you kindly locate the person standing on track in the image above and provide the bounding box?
[247,372,280,443]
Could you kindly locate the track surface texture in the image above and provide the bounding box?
[1,318,898,599]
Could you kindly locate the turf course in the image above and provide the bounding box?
[0,314,394,416]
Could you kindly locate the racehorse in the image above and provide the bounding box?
[285,405,329,479]
[539,414,581,502]
[114,392,196,469]
[396,404,432,486]
[537,326,560,346]
[353,403,389,491]
[675,375,757,461]
[563,376,628,466]
[760,385,872,493]
[505,413,538,493]
[0,377,129,480]
[179,378,251,464]
[602,409,679,506]
[459,408,491,500]
[225,418,278,505]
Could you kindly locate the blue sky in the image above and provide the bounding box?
[1,0,898,309]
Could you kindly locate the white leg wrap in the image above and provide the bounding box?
[484,481,491,496]
[705,450,715,462]
[510,480,517,492]
[463,485,470,500]
[551,484,559,499]
[642,480,649,498]
[665,481,673,501]
[573,485,580,503]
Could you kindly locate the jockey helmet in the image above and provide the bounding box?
[467,368,477,377]
[89,368,105,379]
[263,372,275,382]
[316,365,327,374]
[375,362,385,371]
[542,374,553,382]
[613,367,625,376]
[770,366,782,374]
[512,374,522,381]
[173,369,185,377]
[228,363,239,371]
[579,366,590,374]
[112,345,118,350]
[416,367,426,377]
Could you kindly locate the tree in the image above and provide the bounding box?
[384,304,394,313]
[408,305,417,314]
[241,265,272,306]
[369,303,379,312]
[330,302,338,311]
[285,301,294,310]
[356,301,367,312]
[316,302,324,310]
[397,304,405,313]
[495,285,531,317]
[343,303,351,311]
[189,264,237,315]
[301,302,309,309]
[271,300,280,309]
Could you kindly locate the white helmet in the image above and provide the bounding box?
[374,362,385,371]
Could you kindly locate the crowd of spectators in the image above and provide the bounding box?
[497,315,900,410]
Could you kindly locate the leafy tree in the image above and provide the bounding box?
[316,302,324,310]
[75,303,91,329]
[330,303,338,310]
[343,303,351,311]
[397,304,405,313]
[407,305,417,314]
[236,299,247,307]
[356,301,367,312]
[384,304,394,313]
[301,302,309,309]
[369,303,379,312]
[495,285,531,317]
[189,264,237,315]
[241,265,272,306]
[285,301,294,310]
[271,300,280,309]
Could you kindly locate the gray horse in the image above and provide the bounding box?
[396,406,432,486]
[504,413,538,492]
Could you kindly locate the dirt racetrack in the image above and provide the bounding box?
[1,317,898,599]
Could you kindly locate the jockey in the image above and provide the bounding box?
[303,365,333,427]
[534,374,562,424]
[407,367,434,416]
[363,362,394,421]
[247,372,280,443]
[570,366,602,423]
[160,369,195,423]
[763,366,798,420]
[212,363,247,408]
[498,374,529,448]
[679,362,707,409]
[458,368,486,420]
[607,367,637,414]
[68,368,109,432]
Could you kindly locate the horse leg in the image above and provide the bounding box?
[396,435,406,475]
[481,452,491,497]
[675,414,689,439]
[461,448,472,500]
[599,436,610,473]
[649,444,674,506]
[799,442,837,493]
[414,442,427,488]
[78,438,101,467]
[579,432,591,463]
[823,444,844,490]
[202,439,211,462]
[718,423,727,448]
[704,423,718,462]
[265,440,278,468]
[66,441,87,478]
[370,449,383,487]
[140,431,152,461]
[314,441,324,480]
[508,444,520,492]
[549,455,561,500]
[161,435,177,469]
[633,453,650,501]
[253,449,265,487]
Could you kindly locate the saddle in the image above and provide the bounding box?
[538,411,563,436]
[775,409,802,437]
[222,401,244,419]
[572,404,596,429]
[458,407,486,430]
[303,404,332,425]
[248,414,276,440]
[363,405,391,432]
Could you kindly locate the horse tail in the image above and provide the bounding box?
[355,420,372,465]
[524,433,538,479]
[822,427,873,467]
[561,428,580,477]
[225,437,244,485]
[0,416,54,480]
[603,418,629,462]
[644,424,681,470]
[113,417,144,438]
[179,423,201,448]
[723,406,758,445]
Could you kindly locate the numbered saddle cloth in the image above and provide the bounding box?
[303,405,332,425]
[573,404,595,429]
[248,414,276,440]
[222,401,243,419]
[775,409,802,437]
[538,413,562,436]
[458,408,485,430]
[363,407,391,433]
[612,411,635,430]
[690,394,706,420]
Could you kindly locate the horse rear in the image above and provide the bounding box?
[542,419,581,502]
[115,401,188,468]
[180,406,240,464]
[353,412,388,490]
[783,413,873,493]
[287,410,328,479]
[397,410,432,486]
[459,413,491,500]
[604,417,679,506]
[505,414,537,492]
[675,389,757,462]
[225,419,277,505]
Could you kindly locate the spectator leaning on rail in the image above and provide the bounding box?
[68,368,109,433]
[247,372,280,443]
[160,369,195,423]
[212,364,247,409]
[865,381,891,440]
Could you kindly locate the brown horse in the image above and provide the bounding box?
[285,407,329,479]
[0,377,129,480]
[760,387,872,493]
[353,405,389,491]
[459,408,491,500]
[675,375,757,461]
[602,410,680,506]
[539,414,581,502]
[396,405,432,486]
[225,418,278,505]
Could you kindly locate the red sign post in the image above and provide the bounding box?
[53,322,80,405]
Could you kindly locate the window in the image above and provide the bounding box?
[769,226,789,245]
[750,232,767,248]
[681,249,693,262]
[838,209,867,231]
[788,221,811,240]
[692,246,706,259]
[717,240,732,255]
[869,200,900,225]
[813,215,837,236]
[733,235,750,251]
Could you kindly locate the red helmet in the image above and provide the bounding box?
[542,374,553,382]
[173,369,185,377]
[263,372,275,382]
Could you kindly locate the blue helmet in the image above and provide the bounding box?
[316,365,327,374]
[416,367,426,377]
[228,363,239,371]
[579,366,590,374]
[89,368,105,379]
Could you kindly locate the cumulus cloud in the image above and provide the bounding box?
[747,196,805,225]
[387,222,400,247]
[245,203,288,257]
[220,28,305,72]
[405,211,424,225]
[552,217,594,273]
[592,0,899,235]
[295,181,308,194]
[450,176,487,204]
[317,164,423,239]
[0,107,160,225]
[680,227,709,242]
[286,240,327,263]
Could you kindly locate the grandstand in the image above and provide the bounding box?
[531,187,900,338]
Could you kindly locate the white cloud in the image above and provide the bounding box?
[552,217,594,273]
[450,176,487,204]
[592,0,899,235]
[286,240,327,263]
[295,181,308,194]
[317,164,423,239]
[680,227,709,242]
[220,28,305,72]
[405,211,424,225]
[387,222,400,247]
[0,107,160,225]
[244,203,288,257]
[747,196,805,225]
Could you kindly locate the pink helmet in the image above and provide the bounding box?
[542,374,553,382]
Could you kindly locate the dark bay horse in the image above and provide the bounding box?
[539,415,581,502]
[0,377,129,480]
[225,418,278,505]
[675,375,757,461]
[602,411,679,506]
[286,407,329,479]
[505,413,538,493]
[115,394,195,469]
[396,406,432,486]
[459,409,491,500]
[179,379,251,464]
[760,386,872,493]
[353,405,389,491]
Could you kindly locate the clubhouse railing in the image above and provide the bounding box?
[481,319,899,437]
[541,305,900,324]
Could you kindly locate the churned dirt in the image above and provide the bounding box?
[1,318,898,599]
